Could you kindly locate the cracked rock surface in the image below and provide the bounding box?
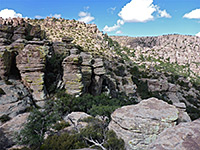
[108,97,185,150]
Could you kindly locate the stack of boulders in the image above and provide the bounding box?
[16,42,49,101]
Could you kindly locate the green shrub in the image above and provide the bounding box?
[17,109,59,147]
[0,114,11,123]
[41,117,125,150]
[45,53,66,94]
[104,130,125,150]
[4,80,12,85]
[0,88,6,95]
[40,132,86,150]
[53,120,70,131]
[48,91,137,120]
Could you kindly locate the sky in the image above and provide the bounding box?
[0,0,200,37]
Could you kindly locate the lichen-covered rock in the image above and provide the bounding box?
[80,52,93,93]
[62,53,83,95]
[109,97,181,150]
[29,25,45,40]
[16,44,49,100]
[52,42,71,55]
[0,47,13,80]
[148,119,200,150]
[0,79,32,118]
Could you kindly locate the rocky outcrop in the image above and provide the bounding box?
[0,79,32,118]
[148,119,200,150]
[62,48,84,95]
[0,18,48,101]
[16,43,49,100]
[108,97,190,150]
[0,113,29,149]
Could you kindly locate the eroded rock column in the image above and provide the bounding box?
[16,43,49,101]
[62,48,84,95]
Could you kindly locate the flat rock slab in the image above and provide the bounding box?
[109,97,179,150]
[148,119,200,150]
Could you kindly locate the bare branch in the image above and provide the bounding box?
[84,137,107,150]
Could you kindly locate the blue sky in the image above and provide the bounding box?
[0,0,200,37]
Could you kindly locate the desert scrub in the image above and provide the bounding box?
[0,88,6,95]
[41,116,125,150]
[17,108,60,148]
[53,90,137,119]
[0,114,11,123]
[52,120,70,131]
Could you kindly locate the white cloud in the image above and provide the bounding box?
[103,19,124,32]
[0,9,22,19]
[118,0,171,23]
[183,9,200,19]
[103,24,120,32]
[78,11,88,17]
[118,0,156,22]
[196,32,200,37]
[35,15,43,19]
[116,30,123,34]
[157,9,171,18]
[103,0,171,33]
[50,14,61,18]
[78,11,95,23]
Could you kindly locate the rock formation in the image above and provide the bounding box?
[109,97,190,150]
[0,17,200,150]
[0,79,32,118]
[148,119,200,150]
[16,43,49,101]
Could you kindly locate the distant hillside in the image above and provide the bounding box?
[111,35,200,78]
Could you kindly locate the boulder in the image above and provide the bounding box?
[64,112,91,131]
[109,97,181,150]
[0,113,29,148]
[173,102,191,123]
[0,79,32,118]
[147,79,168,92]
[148,119,200,150]
[29,25,45,40]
